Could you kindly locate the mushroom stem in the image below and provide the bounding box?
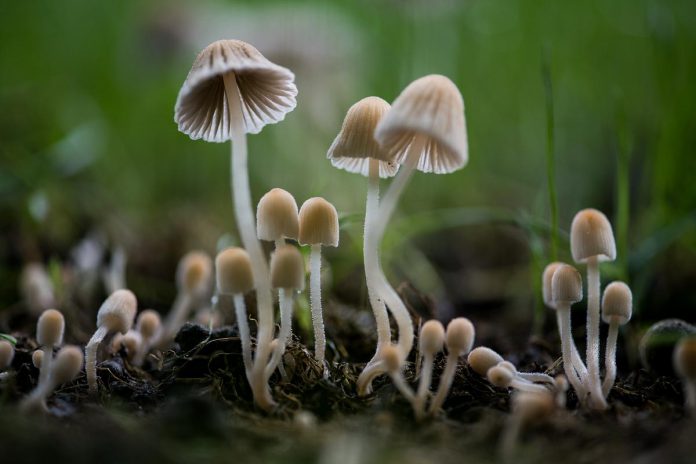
[601,320,620,398]
[309,244,326,368]
[357,359,386,396]
[557,304,588,400]
[585,256,606,408]
[265,288,294,379]
[85,325,109,393]
[161,292,192,344]
[510,379,550,394]
[555,310,588,379]
[233,293,253,380]
[428,352,458,415]
[39,346,53,386]
[388,370,417,404]
[415,352,434,419]
[516,372,555,384]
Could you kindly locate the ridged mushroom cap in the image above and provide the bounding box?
[570,209,616,263]
[512,391,555,423]
[270,245,305,290]
[97,289,137,334]
[673,337,696,380]
[382,344,402,373]
[298,197,339,247]
[175,39,297,141]
[50,345,83,385]
[136,310,161,340]
[375,74,468,174]
[601,281,632,325]
[446,317,475,356]
[257,188,300,241]
[37,309,65,347]
[215,247,254,294]
[177,251,213,295]
[551,264,583,305]
[419,320,445,356]
[542,262,564,308]
[0,340,14,370]
[467,346,504,377]
[487,365,514,388]
[327,96,399,178]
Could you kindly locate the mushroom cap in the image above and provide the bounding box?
[50,345,83,386]
[511,391,555,423]
[551,264,583,305]
[570,209,616,263]
[270,245,305,290]
[136,309,162,340]
[37,309,65,347]
[554,374,569,393]
[542,262,564,308]
[298,197,339,247]
[327,96,399,178]
[122,330,142,359]
[673,337,696,380]
[601,281,632,325]
[381,344,402,373]
[375,74,468,174]
[445,317,475,356]
[257,188,300,241]
[215,247,254,294]
[177,251,213,295]
[32,349,43,369]
[419,319,445,356]
[467,346,504,377]
[487,365,514,388]
[175,39,297,141]
[497,360,518,374]
[0,340,14,370]
[97,289,137,334]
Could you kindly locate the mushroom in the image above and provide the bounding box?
[265,244,305,379]
[133,309,162,366]
[36,309,65,385]
[0,340,14,380]
[32,349,43,369]
[673,337,696,413]
[20,345,83,413]
[500,390,555,462]
[414,319,445,419]
[372,75,468,363]
[215,247,255,379]
[468,346,553,389]
[298,197,339,369]
[326,96,399,395]
[600,281,632,397]
[570,208,615,408]
[487,363,551,394]
[382,343,417,406]
[85,289,137,393]
[174,40,298,407]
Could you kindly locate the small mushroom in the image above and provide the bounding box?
[487,363,551,394]
[414,319,445,419]
[19,263,55,317]
[382,344,417,406]
[0,340,14,380]
[32,349,43,369]
[468,346,505,377]
[673,337,696,414]
[257,188,300,250]
[600,281,632,397]
[500,390,555,462]
[20,345,83,413]
[133,309,162,366]
[36,309,65,385]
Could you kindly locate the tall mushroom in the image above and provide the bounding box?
[373,75,468,362]
[298,197,339,370]
[415,319,445,419]
[175,40,297,409]
[600,281,632,397]
[326,96,400,394]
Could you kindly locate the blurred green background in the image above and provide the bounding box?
[1,0,695,338]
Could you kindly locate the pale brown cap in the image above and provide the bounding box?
[37,309,65,347]
[327,96,399,178]
[136,310,162,340]
[97,289,137,334]
[487,365,514,388]
[122,330,142,360]
[419,319,445,356]
[511,391,555,423]
[446,317,475,356]
[32,349,43,369]
[270,245,305,290]
[257,188,299,241]
[375,74,468,174]
[497,360,518,374]
[175,39,297,141]
[570,209,616,263]
[542,262,564,308]
[601,281,632,325]
[551,264,583,305]
[0,340,14,370]
[50,345,83,385]
[382,344,402,373]
[215,247,254,294]
[674,337,696,380]
[177,251,213,295]
[467,346,504,377]
[298,197,339,247]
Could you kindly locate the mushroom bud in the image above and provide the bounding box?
[500,390,555,461]
[468,346,505,377]
[486,364,549,394]
[36,309,65,385]
[257,188,300,249]
[0,340,14,378]
[21,345,83,413]
[600,281,632,397]
[673,337,696,414]
[382,344,417,407]
[414,320,445,419]
[133,309,162,366]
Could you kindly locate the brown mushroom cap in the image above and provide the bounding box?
[375,74,468,174]
[51,346,84,385]
[97,289,137,334]
[175,39,298,141]
[419,320,445,356]
[37,309,65,347]
[136,310,162,340]
[298,197,339,247]
[176,251,213,295]
[551,264,583,305]
[0,340,14,370]
[467,346,504,377]
[601,281,632,325]
[257,188,300,241]
[570,209,616,263]
[674,337,696,380]
[542,262,564,308]
[215,247,254,294]
[270,245,305,291]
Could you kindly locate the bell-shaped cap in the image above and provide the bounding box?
[176,251,213,295]
[175,39,298,141]
[97,289,137,334]
[467,346,504,377]
[551,264,583,305]
[215,247,254,294]
[375,74,468,174]
[674,337,696,381]
[136,309,161,340]
[487,365,514,388]
[601,281,632,325]
[570,209,616,263]
[542,262,564,308]
[298,197,339,247]
[419,320,445,356]
[0,340,14,370]
[446,317,475,356]
[257,188,299,241]
[37,309,65,347]
[50,345,83,386]
[327,96,399,178]
[270,245,305,290]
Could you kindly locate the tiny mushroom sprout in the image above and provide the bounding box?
[257,188,300,251]
[265,244,305,379]
[32,350,43,369]
[298,197,339,370]
[175,40,297,410]
[86,289,137,393]
[20,345,83,414]
[673,337,696,413]
[0,340,14,380]
[372,75,468,366]
[36,309,65,385]
[600,281,632,397]
[486,363,550,394]
[215,247,255,380]
[382,343,417,407]
[415,319,445,419]
[570,208,616,408]
[326,96,400,395]
[429,317,475,416]
[500,390,556,462]
[468,346,505,377]
[133,309,162,366]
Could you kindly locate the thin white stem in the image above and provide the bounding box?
[585,257,607,409]
[517,372,555,384]
[428,352,459,415]
[555,310,588,379]
[86,325,109,394]
[39,346,53,386]
[19,377,54,413]
[233,293,252,381]
[602,321,619,398]
[557,305,587,400]
[356,360,386,396]
[309,244,326,368]
[265,288,294,379]
[389,370,416,404]
[510,379,550,394]
[223,72,275,410]
[415,353,434,420]
[162,292,192,343]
